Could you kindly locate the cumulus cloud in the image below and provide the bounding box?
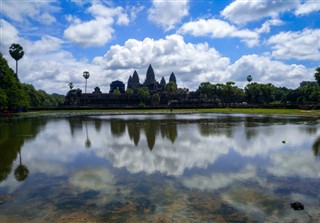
[94,34,231,90]
[221,0,299,24]
[0,19,20,53]
[178,18,259,47]
[228,54,311,88]
[255,19,284,34]
[148,0,189,31]
[267,29,320,61]
[1,1,58,24]
[295,0,320,15]
[64,4,129,46]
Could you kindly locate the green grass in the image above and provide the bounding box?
[14,108,320,117]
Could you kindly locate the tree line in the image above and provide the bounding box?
[195,68,320,107]
[0,44,64,113]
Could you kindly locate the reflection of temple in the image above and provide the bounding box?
[65,65,191,107]
[111,118,178,150]
[67,117,178,150]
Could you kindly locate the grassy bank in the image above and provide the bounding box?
[10,108,320,118]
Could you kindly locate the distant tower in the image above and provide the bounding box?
[144,64,156,85]
[127,75,132,90]
[169,72,176,84]
[160,77,166,90]
[131,70,140,91]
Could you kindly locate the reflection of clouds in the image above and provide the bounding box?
[69,167,115,193]
[181,165,257,191]
[102,129,231,176]
[267,151,320,178]
[222,188,320,222]
[27,160,67,176]
[8,115,320,181]
[221,187,290,222]
[233,125,312,157]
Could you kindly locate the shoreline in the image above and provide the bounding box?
[2,108,320,119]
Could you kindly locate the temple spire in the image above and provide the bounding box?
[144,64,156,85]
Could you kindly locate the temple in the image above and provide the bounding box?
[65,64,191,107]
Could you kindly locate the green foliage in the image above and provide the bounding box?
[126,88,133,96]
[9,43,24,61]
[0,53,63,111]
[166,81,177,96]
[198,82,244,103]
[245,83,276,104]
[138,102,145,108]
[138,86,150,102]
[113,89,121,96]
[0,53,29,110]
[314,67,320,85]
[151,93,160,106]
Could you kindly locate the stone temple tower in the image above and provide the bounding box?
[144,64,156,85]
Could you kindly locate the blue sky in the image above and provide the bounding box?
[0,0,319,94]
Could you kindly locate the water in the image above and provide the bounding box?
[1,114,320,222]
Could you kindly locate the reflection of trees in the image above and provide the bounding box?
[198,118,234,138]
[94,119,102,132]
[312,136,320,157]
[0,119,45,182]
[244,117,258,140]
[160,120,178,143]
[85,121,91,148]
[14,150,29,181]
[68,117,83,136]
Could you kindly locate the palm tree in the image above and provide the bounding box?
[83,71,90,93]
[68,82,74,90]
[9,43,24,81]
[314,67,320,85]
[247,75,253,83]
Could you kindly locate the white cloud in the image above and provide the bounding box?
[267,29,320,61]
[148,0,189,31]
[228,54,311,88]
[0,19,20,53]
[64,4,129,47]
[221,0,299,24]
[256,19,284,34]
[295,0,320,15]
[93,34,231,90]
[178,18,259,47]
[1,1,58,24]
[27,35,64,55]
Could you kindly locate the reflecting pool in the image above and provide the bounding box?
[1,114,320,222]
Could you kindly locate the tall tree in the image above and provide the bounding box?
[9,43,24,81]
[247,75,253,83]
[314,67,320,85]
[83,71,90,93]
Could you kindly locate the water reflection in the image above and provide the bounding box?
[0,118,46,182]
[14,150,29,181]
[313,136,320,156]
[1,114,320,222]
